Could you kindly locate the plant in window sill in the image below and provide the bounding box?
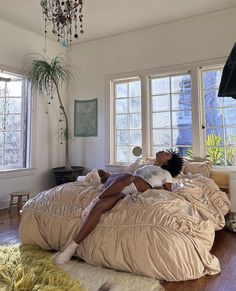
[24,54,83,184]
[187,134,236,166]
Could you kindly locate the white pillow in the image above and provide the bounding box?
[183,160,213,177]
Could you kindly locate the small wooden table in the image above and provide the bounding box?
[8,192,31,213]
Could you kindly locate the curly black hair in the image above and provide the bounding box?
[161,149,184,177]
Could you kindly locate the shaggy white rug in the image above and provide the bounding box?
[59,259,164,291]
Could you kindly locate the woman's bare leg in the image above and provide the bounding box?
[99,173,135,199]
[54,193,125,264]
[75,193,125,244]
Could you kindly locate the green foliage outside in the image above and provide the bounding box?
[187,133,236,166]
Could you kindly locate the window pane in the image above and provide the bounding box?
[0,73,30,170]
[152,95,170,111]
[177,147,191,157]
[8,98,22,114]
[114,79,142,163]
[0,98,5,111]
[206,129,224,146]
[172,92,191,110]
[0,132,3,147]
[0,150,2,165]
[116,83,128,98]
[151,77,169,95]
[129,81,141,97]
[203,70,222,90]
[7,81,22,97]
[116,147,129,162]
[5,132,21,148]
[172,111,192,128]
[4,149,21,166]
[115,99,128,114]
[171,75,191,93]
[129,114,141,129]
[5,115,21,130]
[152,129,171,146]
[205,109,223,127]
[129,98,141,113]
[130,130,142,146]
[0,81,5,92]
[224,108,236,126]
[224,96,236,107]
[115,115,129,129]
[204,90,223,108]
[0,115,4,130]
[116,130,128,145]
[203,69,223,169]
[151,73,192,155]
[207,147,224,165]
[225,128,236,146]
[173,129,192,146]
[201,67,236,166]
[152,112,170,128]
[226,148,236,166]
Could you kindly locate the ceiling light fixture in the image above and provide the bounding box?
[40,0,84,50]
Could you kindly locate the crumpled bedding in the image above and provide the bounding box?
[19,173,230,281]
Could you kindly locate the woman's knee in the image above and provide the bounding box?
[93,195,124,213]
[92,198,109,214]
[122,173,135,185]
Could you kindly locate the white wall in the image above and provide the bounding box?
[69,8,236,171]
[0,19,65,208]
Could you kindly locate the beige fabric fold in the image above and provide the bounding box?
[19,176,230,281]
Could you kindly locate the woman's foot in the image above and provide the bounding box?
[53,241,78,265]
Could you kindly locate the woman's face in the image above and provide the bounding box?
[156,151,172,166]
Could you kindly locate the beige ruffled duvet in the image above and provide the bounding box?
[19,175,230,281]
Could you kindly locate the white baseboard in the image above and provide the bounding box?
[0,200,9,210]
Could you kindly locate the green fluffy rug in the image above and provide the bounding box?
[0,244,81,291]
[0,244,163,291]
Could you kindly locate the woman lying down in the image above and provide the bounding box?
[53,150,183,265]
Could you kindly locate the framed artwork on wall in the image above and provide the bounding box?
[74,98,98,137]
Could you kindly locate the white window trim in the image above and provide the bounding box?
[0,64,36,176]
[105,57,227,166]
[149,71,192,156]
[111,76,142,164]
[0,167,36,179]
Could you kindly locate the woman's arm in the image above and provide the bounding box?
[152,182,172,191]
[163,182,172,191]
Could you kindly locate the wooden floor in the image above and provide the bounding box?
[0,208,236,291]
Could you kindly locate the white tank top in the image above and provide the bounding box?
[134,164,172,187]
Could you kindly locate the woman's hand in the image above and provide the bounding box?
[163,182,172,191]
[151,183,172,191]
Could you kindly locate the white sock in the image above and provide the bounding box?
[53,241,78,265]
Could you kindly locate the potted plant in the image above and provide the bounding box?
[25,55,83,185]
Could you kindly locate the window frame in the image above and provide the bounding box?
[199,64,236,167]
[0,65,35,177]
[106,57,229,168]
[112,76,142,163]
[149,71,193,157]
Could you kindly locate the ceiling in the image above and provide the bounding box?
[0,0,235,43]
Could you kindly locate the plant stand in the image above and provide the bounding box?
[53,166,84,185]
